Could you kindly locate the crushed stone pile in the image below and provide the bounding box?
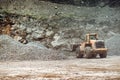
[105,34,120,56]
[0,35,66,61]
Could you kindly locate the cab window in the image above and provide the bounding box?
[90,35,97,40]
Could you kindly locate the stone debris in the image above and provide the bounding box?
[0,35,67,61]
[105,34,120,56]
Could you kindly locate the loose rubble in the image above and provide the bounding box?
[105,34,120,56]
[0,35,67,61]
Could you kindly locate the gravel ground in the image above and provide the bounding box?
[0,56,120,80]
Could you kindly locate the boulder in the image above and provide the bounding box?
[51,33,60,47]
[19,24,26,30]
[46,30,54,37]
[51,33,72,50]
[14,35,22,41]
[11,24,18,30]
[31,32,45,39]
[26,28,32,33]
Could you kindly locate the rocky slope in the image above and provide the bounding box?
[0,0,120,58]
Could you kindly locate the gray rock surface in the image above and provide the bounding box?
[26,28,32,33]
[26,42,48,49]
[31,32,44,39]
[105,34,120,56]
[0,35,66,61]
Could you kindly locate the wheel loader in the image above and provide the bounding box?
[74,33,107,58]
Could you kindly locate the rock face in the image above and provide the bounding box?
[1,12,119,52]
[0,35,66,61]
[50,0,120,7]
[0,0,120,56]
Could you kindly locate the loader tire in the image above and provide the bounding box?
[99,52,107,58]
[85,47,92,58]
[76,47,83,58]
[92,54,97,58]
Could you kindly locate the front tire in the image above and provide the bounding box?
[85,47,92,58]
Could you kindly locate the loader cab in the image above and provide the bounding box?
[85,33,98,42]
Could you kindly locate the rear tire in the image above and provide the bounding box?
[85,47,92,58]
[99,52,107,58]
[76,47,83,58]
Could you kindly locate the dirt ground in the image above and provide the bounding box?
[0,56,120,80]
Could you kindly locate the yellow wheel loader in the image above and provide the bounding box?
[73,33,107,58]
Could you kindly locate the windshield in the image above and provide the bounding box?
[90,35,97,40]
